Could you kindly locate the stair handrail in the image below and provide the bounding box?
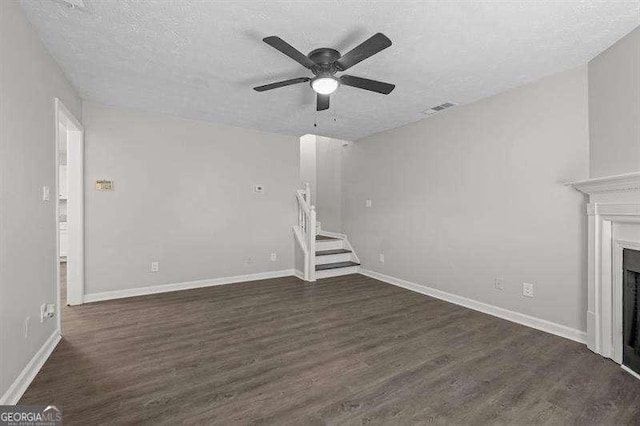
[294,183,316,281]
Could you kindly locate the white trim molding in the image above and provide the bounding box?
[54,98,85,320]
[360,269,587,344]
[84,269,296,303]
[1,330,61,405]
[622,365,640,381]
[570,172,640,378]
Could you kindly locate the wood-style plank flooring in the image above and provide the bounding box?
[20,265,640,424]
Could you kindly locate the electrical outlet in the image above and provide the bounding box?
[252,184,265,194]
[523,283,534,298]
[247,256,256,264]
[270,252,277,262]
[46,303,55,319]
[40,303,55,322]
[365,199,372,208]
[494,277,504,291]
[379,253,385,263]
[151,261,159,272]
[25,316,31,338]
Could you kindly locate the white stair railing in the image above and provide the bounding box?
[293,183,316,281]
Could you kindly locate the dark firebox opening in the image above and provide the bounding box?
[623,248,640,375]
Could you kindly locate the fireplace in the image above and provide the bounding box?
[570,171,640,379]
[624,249,640,374]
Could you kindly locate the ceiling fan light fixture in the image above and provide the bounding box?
[311,76,339,95]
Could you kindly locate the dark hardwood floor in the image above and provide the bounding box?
[20,265,640,424]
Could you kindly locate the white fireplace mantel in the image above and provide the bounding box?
[569,171,640,373]
[570,171,640,195]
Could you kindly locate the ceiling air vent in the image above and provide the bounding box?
[54,0,87,10]
[423,102,457,115]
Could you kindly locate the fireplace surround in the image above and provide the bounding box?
[571,171,640,378]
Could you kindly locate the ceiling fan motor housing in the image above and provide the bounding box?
[308,48,341,74]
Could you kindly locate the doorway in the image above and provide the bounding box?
[55,99,84,323]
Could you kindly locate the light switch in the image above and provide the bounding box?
[365,199,372,208]
[253,184,265,194]
[42,186,50,201]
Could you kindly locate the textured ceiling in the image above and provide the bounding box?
[20,0,640,141]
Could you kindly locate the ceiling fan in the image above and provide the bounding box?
[254,33,395,111]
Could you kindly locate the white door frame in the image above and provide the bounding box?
[55,99,84,323]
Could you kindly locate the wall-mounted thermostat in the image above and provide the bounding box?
[253,184,265,194]
[95,180,114,191]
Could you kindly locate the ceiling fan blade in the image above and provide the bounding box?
[253,77,310,92]
[340,75,395,94]
[263,36,317,70]
[335,33,392,71]
[317,94,330,111]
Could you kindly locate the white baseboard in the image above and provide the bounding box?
[621,365,640,381]
[360,269,587,344]
[1,330,61,405]
[293,270,305,280]
[83,269,297,303]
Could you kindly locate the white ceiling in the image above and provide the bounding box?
[20,0,640,141]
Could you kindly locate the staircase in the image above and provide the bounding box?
[315,234,360,279]
[293,184,360,281]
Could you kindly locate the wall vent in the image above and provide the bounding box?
[423,102,457,115]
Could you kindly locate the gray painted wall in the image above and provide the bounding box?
[299,134,317,204]
[83,102,299,295]
[316,136,345,233]
[589,26,640,178]
[342,66,589,331]
[298,134,346,233]
[0,1,82,400]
